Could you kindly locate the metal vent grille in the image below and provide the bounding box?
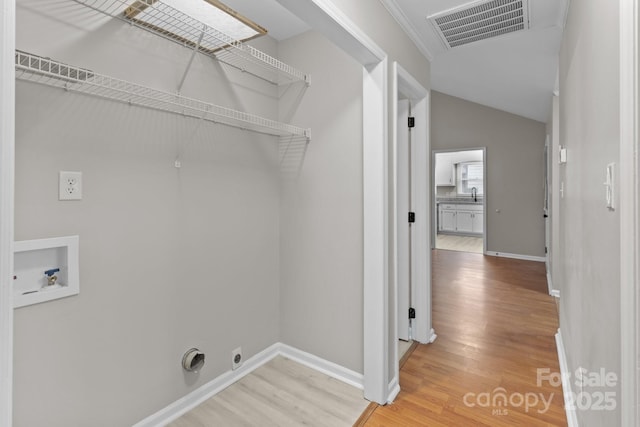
[429,0,529,48]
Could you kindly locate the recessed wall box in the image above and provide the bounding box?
[13,236,79,308]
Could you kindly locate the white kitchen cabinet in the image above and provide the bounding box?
[441,210,456,231]
[456,211,473,233]
[438,203,483,235]
[472,212,484,233]
[435,155,456,186]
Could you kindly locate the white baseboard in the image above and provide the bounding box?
[550,289,560,298]
[279,343,364,390]
[486,251,546,262]
[428,328,437,343]
[134,343,365,427]
[387,377,400,403]
[133,343,281,427]
[555,329,578,427]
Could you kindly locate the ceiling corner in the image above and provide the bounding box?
[380,0,435,61]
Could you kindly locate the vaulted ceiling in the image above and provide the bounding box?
[224,0,569,123]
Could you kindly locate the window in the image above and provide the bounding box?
[124,0,267,53]
[458,161,484,195]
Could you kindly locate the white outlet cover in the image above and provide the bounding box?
[59,171,82,201]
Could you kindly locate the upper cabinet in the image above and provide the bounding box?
[435,150,484,187]
[435,153,455,186]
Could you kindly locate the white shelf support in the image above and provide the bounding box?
[15,50,311,140]
[178,24,207,94]
[72,0,310,86]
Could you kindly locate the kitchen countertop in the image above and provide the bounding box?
[437,198,483,205]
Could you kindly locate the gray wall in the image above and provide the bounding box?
[14,0,432,424]
[431,91,547,258]
[14,1,281,426]
[278,5,431,386]
[278,30,364,372]
[557,0,621,425]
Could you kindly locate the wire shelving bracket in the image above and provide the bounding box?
[15,50,311,139]
[71,0,310,86]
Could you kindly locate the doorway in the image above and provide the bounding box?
[432,149,486,254]
[391,62,433,402]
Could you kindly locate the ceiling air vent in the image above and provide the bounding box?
[428,0,530,49]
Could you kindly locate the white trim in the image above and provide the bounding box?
[279,344,364,390]
[390,62,432,404]
[620,0,639,424]
[485,251,546,263]
[550,289,560,298]
[546,271,553,295]
[133,343,281,427]
[428,328,437,343]
[275,0,385,65]
[362,58,389,405]
[555,329,578,427]
[392,61,432,347]
[379,0,435,61]
[408,87,431,345]
[386,377,400,404]
[0,0,15,424]
[133,343,365,427]
[274,0,391,405]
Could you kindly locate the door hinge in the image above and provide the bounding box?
[408,212,416,223]
[545,246,548,254]
[408,117,415,128]
[409,307,416,319]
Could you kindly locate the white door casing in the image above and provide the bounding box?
[0,0,15,425]
[620,0,639,424]
[396,98,411,342]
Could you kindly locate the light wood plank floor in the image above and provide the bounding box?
[168,356,369,427]
[436,233,483,254]
[362,250,567,426]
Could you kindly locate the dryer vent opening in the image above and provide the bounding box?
[182,348,205,372]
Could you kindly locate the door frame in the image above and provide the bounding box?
[390,62,432,400]
[620,0,639,423]
[395,98,411,343]
[431,147,487,254]
[0,0,15,424]
[277,0,397,405]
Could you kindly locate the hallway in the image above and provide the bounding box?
[362,250,566,426]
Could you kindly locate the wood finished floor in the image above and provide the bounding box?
[363,250,567,426]
[436,233,484,254]
[168,356,368,427]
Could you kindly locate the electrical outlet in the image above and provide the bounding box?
[231,347,243,370]
[59,171,82,201]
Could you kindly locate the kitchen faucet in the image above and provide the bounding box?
[471,187,478,202]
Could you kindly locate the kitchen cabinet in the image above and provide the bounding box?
[438,203,483,235]
[456,211,473,233]
[435,155,456,186]
[441,209,456,231]
[472,212,484,233]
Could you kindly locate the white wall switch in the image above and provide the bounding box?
[59,171,82,201]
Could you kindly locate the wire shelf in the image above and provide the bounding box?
[15,50,311,139]
[72,0,310,86]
